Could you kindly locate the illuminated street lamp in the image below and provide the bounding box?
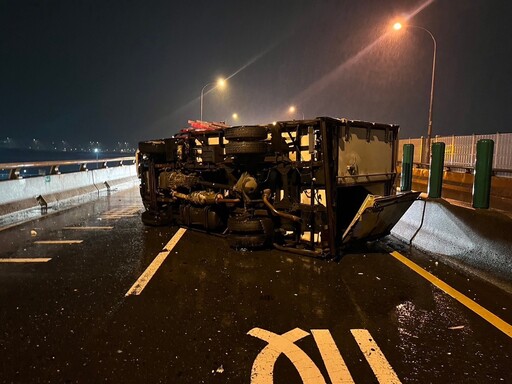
[288,105,304,119]
[200,78,226,121]
[393,21,437,164]
[232,113,239,122]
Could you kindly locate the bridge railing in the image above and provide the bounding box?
[0,156,135,181]
[399,133,512,177]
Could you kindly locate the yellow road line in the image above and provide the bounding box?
[311,330,355,384]
[390,251,512,338]
[0,258,51,263]
[34,240,83,244]
[351,329,402,384]
[62,226,113,230]
[125,228,187,296]
[248,328,326,384]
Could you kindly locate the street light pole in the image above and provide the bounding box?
[414,25,437,165]
[393,23,437,164]
[200,82,214,122]
[200,78,226,121]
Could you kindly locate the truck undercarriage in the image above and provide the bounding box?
[137,117,419,258]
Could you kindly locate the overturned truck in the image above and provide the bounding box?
[137,117,419,258]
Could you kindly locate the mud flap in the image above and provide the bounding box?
[341,191,421,244]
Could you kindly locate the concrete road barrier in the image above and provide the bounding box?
[392,198,512,286]
[0,165,137,217]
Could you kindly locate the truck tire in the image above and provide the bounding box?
[227,216,264,233]
[225,141,268,155]
[227,233,268,249]
[225,126,267,141]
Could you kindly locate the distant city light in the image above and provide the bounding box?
[0,138,135,154]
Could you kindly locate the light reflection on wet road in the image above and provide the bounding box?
[0,186,510,383]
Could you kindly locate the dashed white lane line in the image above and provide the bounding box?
[62,226,113,230]
[100,213,138,220]
[351,329,402,384]
[34,240,83,244]
[100,206,140,219]
[0,258,51,263]
[125,228,187,296]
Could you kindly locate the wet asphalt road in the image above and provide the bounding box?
[0,187,510,383]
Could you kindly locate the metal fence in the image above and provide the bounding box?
[398,133,512,176]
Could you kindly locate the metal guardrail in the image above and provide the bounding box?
[0,156,135,180]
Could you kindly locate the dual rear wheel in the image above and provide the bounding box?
[226,216,273,249]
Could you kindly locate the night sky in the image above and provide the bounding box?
[1,0,511,148]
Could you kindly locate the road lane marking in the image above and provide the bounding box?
[0,258,51,263]
[101,213,136,216]
[99,206,140,220]
[34,240,83,244]
[62,226,113,230]
[125,228,187,296]
[351,329,402,384]
[311,329,355,384]
[249,328,400,383]
[390,251,512,338]
[101,206,140,216]
[101,213,135,219]
[100,214,137,219]
[248,328,326,384]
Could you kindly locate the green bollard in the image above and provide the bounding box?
[473,139,494,209]
[428,142,445,198]
[400,144,414,192]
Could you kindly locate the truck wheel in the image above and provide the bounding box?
[227,216,264,232]
[227,233,268,249]
[225,126,267,141]
[225,141,268,155]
